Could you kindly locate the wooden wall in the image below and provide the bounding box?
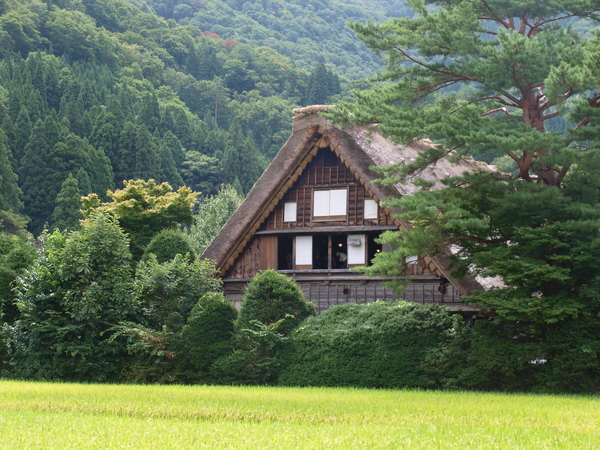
[226,147,447,280]
[259,147,395,231]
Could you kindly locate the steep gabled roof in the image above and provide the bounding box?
[203,106,493,295]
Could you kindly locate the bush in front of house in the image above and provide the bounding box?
[236,270,315,336]
[177,292,238,382]
[278,301,466,389]
[212,270,315,384]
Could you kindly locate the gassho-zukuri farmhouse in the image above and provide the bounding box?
[203,105,499,314]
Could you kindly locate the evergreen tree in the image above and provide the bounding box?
[304,63,341,105]
[115,122,163,183]
[50,173,82,231]
[75,167,93,196]
[158,138,184,187]
[139,92,160,131]
[18,116,61,234]
[238,135,264,193]
[221,120,243,185]
[332,0,600,326]
[12,106,31,164]
[0,130,22,212]
[89,110,121,174]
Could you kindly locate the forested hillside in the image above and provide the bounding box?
[0,0,351,235]
[145,0,412,81]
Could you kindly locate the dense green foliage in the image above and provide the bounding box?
[0,0,319,235]
[178,292,237,382]
[4,213,134,381]
[213,271,314,385]
[0,232,35,323]
[187,184,243,255]
[142,229,195,263]
[113,254,222,383]
[83,179,197,258]
[331,1,600,330]
[50,173,83,231]
[149,0,413,81]
[279,302,464,389]
[236,270,315,336]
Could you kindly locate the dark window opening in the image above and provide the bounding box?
[278,236,293,270]
[332,234,347,269]
[367,232,383,266]
[313,234,329,269]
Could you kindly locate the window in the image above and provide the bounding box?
[313,189,347,220]
[284,202,297,222]
[347,234,366,265]
[364,199,378,219]
[295,235,312,268]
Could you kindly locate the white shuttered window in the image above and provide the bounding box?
[347,234,366,265]
[295,236,312,266]
[313,189,347,219]
[284,202,297,222]
[364,199,378,219]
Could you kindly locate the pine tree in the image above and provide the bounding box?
[332,0,600,325]
[50,173,82,231]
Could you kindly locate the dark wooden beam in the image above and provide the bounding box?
[254,225,398,235]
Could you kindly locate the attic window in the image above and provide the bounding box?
[364,199,378,219]
[313,189,347,220]
[284,202,297,222]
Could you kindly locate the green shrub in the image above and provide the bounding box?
[279,301,465,389]
[142,229,195,263]
[211,318,289,385]
[236,270,315,336]
[437,320,541,392]
[178,292,237,382]
[0,233,36,323]
[134,254,220,328]
[535,317,600,393]
[432,316,600,394]
[212,270,313,385]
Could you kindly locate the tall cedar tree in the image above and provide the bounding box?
[50,173,83,231]
[0,130,21,212]
[330,1,600,325]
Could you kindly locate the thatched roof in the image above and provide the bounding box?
[203,106,495,295]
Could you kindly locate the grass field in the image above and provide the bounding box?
[0,380,598,448]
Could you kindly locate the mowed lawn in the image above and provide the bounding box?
[0,380,598,448]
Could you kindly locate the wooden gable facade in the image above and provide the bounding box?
[204,106,486,313]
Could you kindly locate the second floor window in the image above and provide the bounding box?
[313,189,347,220]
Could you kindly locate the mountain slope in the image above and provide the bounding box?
[146,0,412,80]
